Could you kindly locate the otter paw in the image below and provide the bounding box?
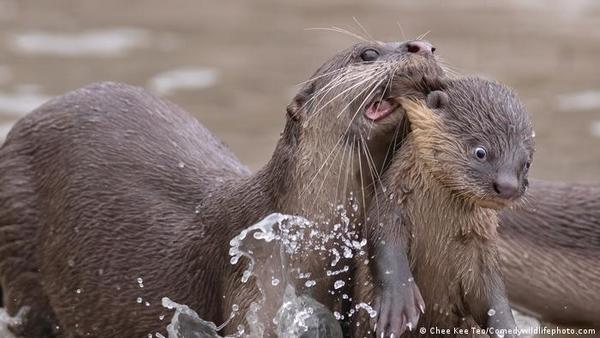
[373,283,424,337]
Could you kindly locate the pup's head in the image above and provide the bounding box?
[401,77,534,209]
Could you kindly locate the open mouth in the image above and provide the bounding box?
[364,98,398,122]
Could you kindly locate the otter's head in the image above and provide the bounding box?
[288,40,443,136]
[401,77,534,209]
[286,40,445,201]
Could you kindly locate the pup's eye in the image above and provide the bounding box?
[474,147,487,160]
[360,49,380,62]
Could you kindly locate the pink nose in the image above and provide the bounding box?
[405,40,435,57]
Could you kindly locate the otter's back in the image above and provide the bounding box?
[0,82,249,334]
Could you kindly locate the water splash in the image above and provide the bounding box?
[162,200,369,337]
[161,298,226,338]
[0,307,29,338]
[275,285,343,338]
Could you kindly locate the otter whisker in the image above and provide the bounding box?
[355,135,368,226]
[295,63,388,87]
[366,63,400,139]
[359,136,385,226]
[437,58,463,78]
[335,72,388,119]
[352,17,375,42]
[294,67,349,86]
[416,30,432,40]
[312,68,385,120]
[300,134,347,198]
[310,133,349,211]
[380,122,403,174]
[335,137,351,202]
[300,70,372,124]
[305,27,369,42]
[301,71,387,197]
[305,66,383,119]
[337,70,386,121]
[396,21,408,41]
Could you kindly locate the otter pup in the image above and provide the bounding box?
[0,40,444,337]
[356,77,534,337]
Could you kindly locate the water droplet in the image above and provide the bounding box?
[145,301,150,307]
[137,297,143,304]
[68,258,75,267]
[355,302,377,318]
[159,314,165,320]
[487,309,496,316]
[177,161,185,168]
[242,270,252,283]
[334,280,345,289]
[271,277,280,286]
[75,288,81,294]
[232,304,239,312]
[333,311,341,320]
[305,280,316,288]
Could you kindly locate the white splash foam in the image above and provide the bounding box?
[148,67,219,95]
[0,89,52,117]
[558,90,600,111]
[0,307,29,338]
[11,28,150,57]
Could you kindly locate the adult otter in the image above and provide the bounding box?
[498,180,600,329]
[354,77,534,337]
[0,40,444,337]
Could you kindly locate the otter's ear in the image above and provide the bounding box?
[286,82,315,121]
[426,90,448,110]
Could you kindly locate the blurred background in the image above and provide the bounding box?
[0,0,599,181]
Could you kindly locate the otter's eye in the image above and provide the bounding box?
[360,49,380,62]
[525,161,531,170]
[474,147,487,160]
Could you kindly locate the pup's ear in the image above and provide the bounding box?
[426,90,449,110]
[286,82,315,121]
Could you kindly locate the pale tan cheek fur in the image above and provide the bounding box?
[399,98,450,168]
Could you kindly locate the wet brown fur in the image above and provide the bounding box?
[498,180,600,329]
[0,41,444,337]
[354,78,534,337]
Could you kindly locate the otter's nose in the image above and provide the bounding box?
[405,40,435,57]
[492,175,520,199]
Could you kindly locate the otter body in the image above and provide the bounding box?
[498,179,600,329]
[0,41,443,337]
[374,140,510,336]
[356,78,534,337]
[0,82,254,337]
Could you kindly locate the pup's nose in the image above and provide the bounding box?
[405,40,435,57]
[492,175,520,199]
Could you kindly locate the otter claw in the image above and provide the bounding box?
[375,282,423,338]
